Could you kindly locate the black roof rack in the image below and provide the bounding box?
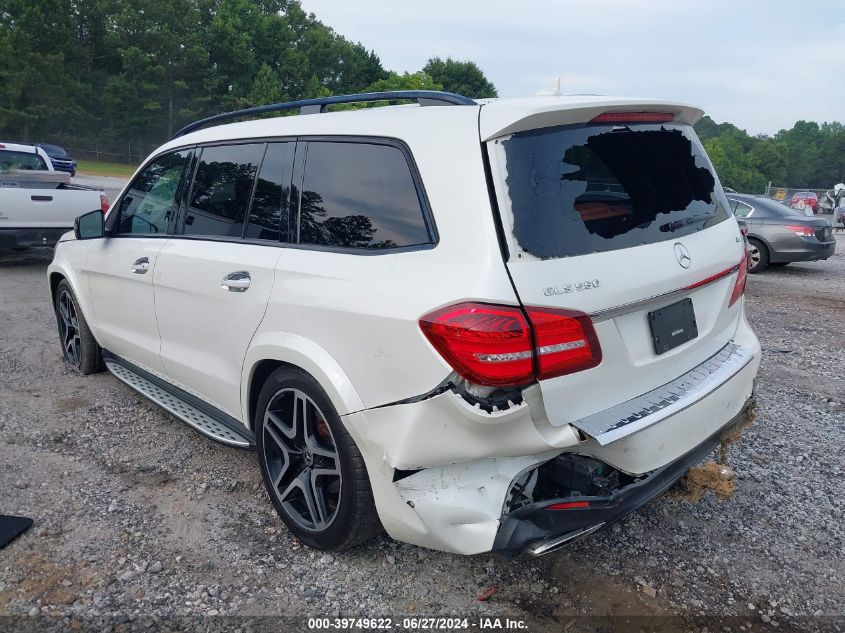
[172,90,476,139]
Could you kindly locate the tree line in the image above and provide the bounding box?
[0,0,496,161]
[2,0,841,191]
[695,116,845,193]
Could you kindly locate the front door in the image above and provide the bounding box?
[85,149,191,377]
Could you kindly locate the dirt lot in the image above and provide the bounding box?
[1,238,843,632]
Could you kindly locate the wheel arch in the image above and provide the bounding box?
[242,333,366,431]
[49,271,66,305]
[747,233,772,254]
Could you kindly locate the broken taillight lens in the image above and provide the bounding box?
[590,112,675,124]
[419,303,602,387]
[729,250,748,307]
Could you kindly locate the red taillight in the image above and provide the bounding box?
[100,193,110,214]
[419,303,534,387]
[785,224,814,237]
[590,112,675,124]
[525,307,602,379]
[547,500,590,510]
[729,250,748,307]
[419,303,601,387]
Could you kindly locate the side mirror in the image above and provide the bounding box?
[74,210,105,240]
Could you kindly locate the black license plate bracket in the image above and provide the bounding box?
[649,298,698,355]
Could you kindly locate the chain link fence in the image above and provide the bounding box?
[1,135,157,166]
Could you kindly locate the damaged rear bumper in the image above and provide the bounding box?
[340,321,760,555]
[491,398,754,556]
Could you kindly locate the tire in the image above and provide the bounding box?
[255,366,382,551]
[54,280,104,374]
[747,239,769,274]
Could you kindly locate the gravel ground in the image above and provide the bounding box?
[0,238,843,632]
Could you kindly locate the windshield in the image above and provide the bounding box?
[498,123,730,259]
[40,144,66,155]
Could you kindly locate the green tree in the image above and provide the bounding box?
[0,0,80,140]
[422,57,497,98]
[365,71,442,93]
[250,63,284,105]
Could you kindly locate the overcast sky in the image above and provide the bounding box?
[300,0,843,135]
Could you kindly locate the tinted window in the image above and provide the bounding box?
[116,151,189,235]
[245,142,295,242]
[500,123,730,259]
[298,142,431,250]
[185,144,263,238]
[0,150,48,171]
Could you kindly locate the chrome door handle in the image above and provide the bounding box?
[131,257,149,274]
[221,271,250,292]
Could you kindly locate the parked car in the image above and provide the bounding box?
[37,143,78,177]
[727,193,834,273]
[48,91,760,556]
[0,142,107,249]
[789,190,818,213]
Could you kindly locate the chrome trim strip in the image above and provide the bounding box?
[572,342,754,446]
[528,522,605,556]
[105,360,251,448]
[590,269,737,323]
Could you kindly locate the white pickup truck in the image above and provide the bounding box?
[0,142,108,249]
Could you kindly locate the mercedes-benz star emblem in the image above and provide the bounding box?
[674,243,691,269]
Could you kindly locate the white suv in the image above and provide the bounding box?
[48,91,760,556]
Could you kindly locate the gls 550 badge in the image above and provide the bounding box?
[543,279,600,296]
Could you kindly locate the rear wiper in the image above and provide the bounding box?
[659,213,712,232]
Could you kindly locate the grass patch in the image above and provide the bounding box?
[76,160,137,178]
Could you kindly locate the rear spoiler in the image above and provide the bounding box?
[478,96,704,141]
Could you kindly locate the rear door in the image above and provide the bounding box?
[153,141,295,419]
[86,149,191,376]
[486,118,746,426]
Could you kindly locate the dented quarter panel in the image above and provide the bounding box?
[392,454,559,555]
[345,385,581,471]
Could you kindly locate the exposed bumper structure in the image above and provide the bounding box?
[492,399,753,556]
[342,317,760,555]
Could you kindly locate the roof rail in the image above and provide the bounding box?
[172,90,476,139]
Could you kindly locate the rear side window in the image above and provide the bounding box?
[298,141,432,250]
[733,201,753,218]
[498,123,730,259]
[0,150,48,172]
[184,144,263,238]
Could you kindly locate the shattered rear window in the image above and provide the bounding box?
[500,123,730,259]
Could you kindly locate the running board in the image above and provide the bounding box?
[104,358,255,449]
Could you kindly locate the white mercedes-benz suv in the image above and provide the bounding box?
[48,91,759,556]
